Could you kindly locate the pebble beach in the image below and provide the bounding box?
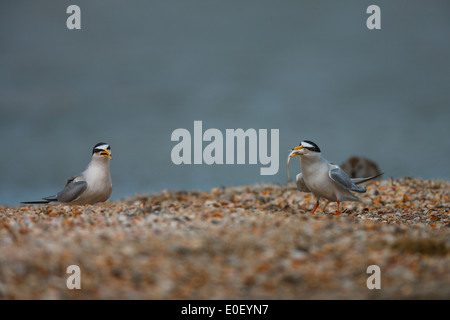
[0,177,449,300]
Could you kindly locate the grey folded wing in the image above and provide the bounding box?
[56,178,88,203]
[329,167,366,193]
[296,173,311,192]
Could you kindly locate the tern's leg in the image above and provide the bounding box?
[311,200,320,215]
[332,201,341,215]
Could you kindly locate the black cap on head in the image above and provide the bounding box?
[301,140,321,152]
[93,142,110,154]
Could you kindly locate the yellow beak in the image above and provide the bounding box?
[100,149,112,159]
[290,145,307,157]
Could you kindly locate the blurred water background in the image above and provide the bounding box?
[1,1,449,206]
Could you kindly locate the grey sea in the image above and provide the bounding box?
[1,1,449,206]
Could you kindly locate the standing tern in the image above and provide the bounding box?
[22,142,113,205]
[287,140,382,215]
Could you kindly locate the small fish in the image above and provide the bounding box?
[286,149,297,183]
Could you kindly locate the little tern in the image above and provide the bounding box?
[22,142,113,205]
[287,140,382,215]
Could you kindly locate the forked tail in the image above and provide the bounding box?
[351,172,384,185]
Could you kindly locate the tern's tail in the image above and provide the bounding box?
[21,195,57,205]
[21,200,51,204]
[351,172,384,185]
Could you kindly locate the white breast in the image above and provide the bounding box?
[72,158,112,205]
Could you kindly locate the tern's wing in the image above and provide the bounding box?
[329,166,366,193]
[56,177,88,203]
[296,173,311,193]
[21,175,87,205]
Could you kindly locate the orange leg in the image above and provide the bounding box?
[311,200,320,215]
[332,201,341,215]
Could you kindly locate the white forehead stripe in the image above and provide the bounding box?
[301,141,314,149]
[95,144,110,150]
